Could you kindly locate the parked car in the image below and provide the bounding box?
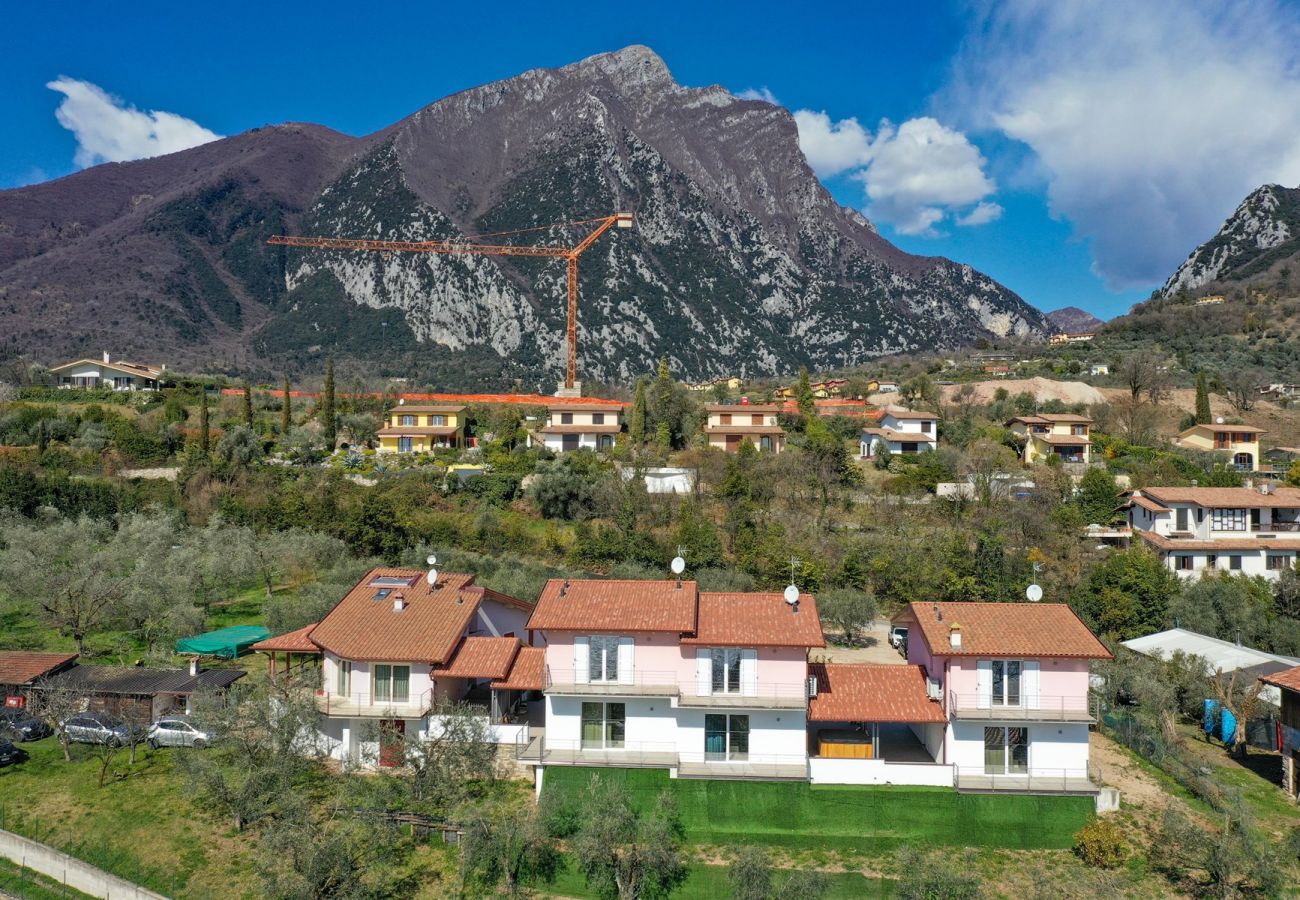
[0,708,53,742]
[147,716,211,749]
[61,712,138,747]
[0,739,28,768]
[889,625,908,650]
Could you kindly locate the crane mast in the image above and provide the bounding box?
[267,212,633,393]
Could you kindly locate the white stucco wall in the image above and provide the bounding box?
[809,758,953,786]
[948,721,1090,775]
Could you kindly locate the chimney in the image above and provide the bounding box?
[393,592,406,612]
[188,656,201,677]
[949,624,962,650]
[102,350,110,364]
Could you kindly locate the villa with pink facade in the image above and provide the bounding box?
[254,570,1110,798]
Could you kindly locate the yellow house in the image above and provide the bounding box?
[703,403,786,453]
[1005,414,1091,464]
[377,403,467,453]
[1175,422,1265,471]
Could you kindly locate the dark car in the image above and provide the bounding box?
[0,739,28,768]
[0,708,53,742]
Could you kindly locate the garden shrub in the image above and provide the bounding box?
[1074,818,1126,868]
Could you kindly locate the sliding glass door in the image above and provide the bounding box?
[704,714,749,761]
[983,726,1028,774]
[374,665,410,704]
[580,702,625,749]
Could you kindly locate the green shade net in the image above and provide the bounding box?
[174,625,270,659]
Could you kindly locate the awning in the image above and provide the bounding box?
[175,625,271,659]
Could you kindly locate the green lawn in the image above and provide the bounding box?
[544,856,896,899]
[0,739,261,898]
[541,768,1094,853]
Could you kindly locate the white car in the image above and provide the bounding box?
[147,716,211,749]
[889,625,909,650]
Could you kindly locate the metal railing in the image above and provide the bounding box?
[948,691,1096,722]
[542,667,810,707]
[954,765,1097,793]
[677,750,809,778]
[534,738,679,767]
[315,688,434,717]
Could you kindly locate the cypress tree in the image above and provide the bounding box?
[321,357,336,450]
[628,377,648,444]
[795,365,815,423]
[199,389,211,453]
[281,375,293,436]
[1195,371,1212,424]
[241,382,253,428]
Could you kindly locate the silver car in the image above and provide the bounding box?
[62,712,134,746]
[147,716,211,749]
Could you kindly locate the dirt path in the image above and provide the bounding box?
[1090,732,1168,809]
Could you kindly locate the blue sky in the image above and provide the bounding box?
[5,1,1300,320]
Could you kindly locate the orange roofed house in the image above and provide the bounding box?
[377,403,467,453]
[252,566,539,767]
[703,403,786,453]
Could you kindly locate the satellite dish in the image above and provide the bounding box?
[426,554,438,566]
[1215,416,1225,425]
[670,556,686,575]
[783,584,800,606]
[1026,584,1043,603]
[427,567,439,586]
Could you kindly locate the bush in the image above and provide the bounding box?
[1074,818,1126,868]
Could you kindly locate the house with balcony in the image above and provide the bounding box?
[253,566,537,767]
[1125,485,1300,579]
[703,404,786,453]
[1005,414,1092,465]
[377,403,467,453]
[528,403,623,452]
[860,406,938,457]
[521,579,822,781]
[1174,423,1266,471]
[49,352,164,391]
[891,601,1111,794]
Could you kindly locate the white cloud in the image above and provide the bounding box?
[944,0,1300,288]
[852,117,998,235]
[736,86,779,104]
[791,110,873,178]
[47,76,221,168]
[957,200,1003,227]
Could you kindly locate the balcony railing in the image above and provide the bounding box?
[954,765,1099,794]
[530,740,810,779]
[315,689,434,718]
[677,751,809,780]
[532,739,679,768]
[948,692,1096,722]
[543,667,811,709]
[543,668,680,696]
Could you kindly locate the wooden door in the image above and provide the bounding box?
[379,719,405,768]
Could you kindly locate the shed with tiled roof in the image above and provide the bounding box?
[492,646,546,691]
[0,652,78,693]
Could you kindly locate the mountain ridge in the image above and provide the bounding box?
[0,46,1047,386]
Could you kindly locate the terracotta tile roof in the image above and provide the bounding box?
[492,646,545,691]
[1007,414,1091,425]
[308,567,516,663]
[478,587,535,613]
[682,592,826,648]
[1139,487,1300,508]
[251,625,320,654]
[704,403,784,413]
[1126,494,1170,513]
[527,579,699,633]
[1179,423,1266,435]
[1033,433,1091,445]
[807,663,945,723]
[1259,664,1300,693]
[387,404,466,414]
[1136,531,1300,552]
[895,602,1112,659]
[0,652,78,686]
[536,424,622,434]
[50,358,164,379]
[435,637,521,679]
[862,427,936,443]
[546,403,626,413]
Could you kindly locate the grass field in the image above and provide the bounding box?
[540,768,1095,853]
[544,855,897,899]
[0,739,261,898]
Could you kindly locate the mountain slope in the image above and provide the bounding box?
[1161,184,1300,298]
[1046,307,1104,333]
[0,47,1047,385]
